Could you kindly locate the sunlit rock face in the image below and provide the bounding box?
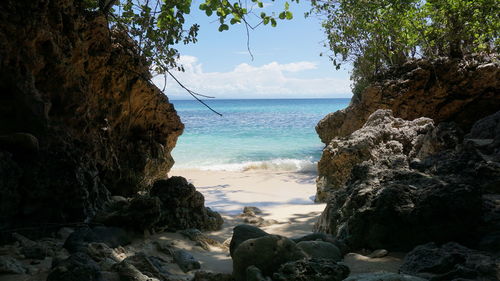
[0,0,183,232]
[316,55,500,145]
[314,109,500,252]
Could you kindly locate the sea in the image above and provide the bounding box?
[170,98,350,172]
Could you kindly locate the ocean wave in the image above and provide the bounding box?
[194,158,318,173]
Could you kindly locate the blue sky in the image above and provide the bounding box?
[153,1,353,100]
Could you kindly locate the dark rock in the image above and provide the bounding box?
[292,232,350,256]
[64,226,132,253]
[193,271,234,281]
[123,252,167,280]
[85,243,119,262]
[93,195,163,232]
[232,234,305,281]
[58,227,75,241]
[296,241,342,261]
[173,249,200,273]
[229,224,269,258]
[0,133,39,155]
[343,272,426,281]
[466,110,500,139]
[400,242,500,281]
[0,255,26,274]
[12,232,57,259]
[113,261,160,281]
[246,265,271,281]
[151,177,223,231]
[0,0,183,234]
[315,110,497,251]
[47,252,101,281]
[272,258,350,281]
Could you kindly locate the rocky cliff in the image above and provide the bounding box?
[316,55,500,145]
[0,0,183,233]
[314,56,500,257]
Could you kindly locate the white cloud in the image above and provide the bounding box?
[153,55,352,99]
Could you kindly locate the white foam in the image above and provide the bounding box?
[192,158,318,173]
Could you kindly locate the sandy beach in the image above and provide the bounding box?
[128,169,326,278]
[132,169,404,278]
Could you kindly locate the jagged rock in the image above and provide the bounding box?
[316,55,500,145]
[232,235,305,281]
[173,249,200,273]
[47,252,101,281]
[0,255,26,274]
[12,232,58,259]
[0,0,183,234]
[85,243,121,262]
[296,241,342,261]
[343,272,426,281]
[123,252,168,280]
[229,225,269,258]
[93,195,163,232]
[314,110,496,250]
[64,226,132,253]
[316,109,434,202]
[272,258,350,281]
[193,271,234,281]
[400,242,500,281]
[150,177,223,231]
[113,261,161,281]
[180,228,223,251]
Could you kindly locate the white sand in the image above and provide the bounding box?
[142,169,327,276]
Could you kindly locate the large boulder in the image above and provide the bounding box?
[400,242,500,281]
[150,176,223,231]
[232,235,305,281]
[314,110,500,251]
[229,224,269,258]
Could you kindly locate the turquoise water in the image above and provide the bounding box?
[170,98,350,171]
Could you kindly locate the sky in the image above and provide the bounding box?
[152,1,353,100]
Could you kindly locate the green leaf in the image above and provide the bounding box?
[218,24,229,32]
[286,11,293,20]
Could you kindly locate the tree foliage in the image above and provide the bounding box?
[83,0,298,74]
[310,0,500,95]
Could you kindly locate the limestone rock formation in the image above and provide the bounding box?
[316,109,434,201]
[314,110,500,251]
[316,55,500,144]
[0,0,183,235]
